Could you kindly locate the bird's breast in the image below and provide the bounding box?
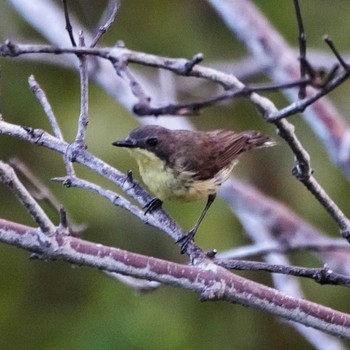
[128,148,236,202]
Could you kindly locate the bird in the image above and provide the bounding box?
[112,125,275,253]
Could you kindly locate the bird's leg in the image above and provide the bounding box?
[177,193,216,254]
[143,197,163,215]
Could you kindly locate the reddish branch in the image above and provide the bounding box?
[1,218,350,339]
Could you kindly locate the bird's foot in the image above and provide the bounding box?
[176,229,196,254]
[143,197,163,215]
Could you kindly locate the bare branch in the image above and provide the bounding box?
[0,120,191,249]
[219,239,350,260]
[215,258,350,287]
[2,41,350,249]
[0,161,56,234]
[90,0,120,48]
[28,75,64,140]
[111,58,152,109]
[28,75,75,175]
[324,35,349,71]
[133,79,310,117]
[208,0,350,181]
[1,217,350,339]
[62,0,76,47]
[9,158,86,235]
[267,70,350,121]
[293,0,307,99]
[74,31,89,148]
[220,178,350,275]
[51,175,157,227]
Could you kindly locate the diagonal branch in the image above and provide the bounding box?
[208,0,350,178]
[0,217,350,339]
[0,161,56,234]
[90,0,120,48]
[0,119,193,251]
[28,75,75,175]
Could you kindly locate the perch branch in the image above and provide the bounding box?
[0,120,194,252]
[0,218,350,339]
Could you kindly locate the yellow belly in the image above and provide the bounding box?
[129,148,235,202]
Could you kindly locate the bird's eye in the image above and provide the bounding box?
[146,137,158,147]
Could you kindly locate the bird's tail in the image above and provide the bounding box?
[240,130,276,150]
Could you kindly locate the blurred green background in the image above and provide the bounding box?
[0,1,350,349]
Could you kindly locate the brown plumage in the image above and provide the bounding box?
[113,125,275,253]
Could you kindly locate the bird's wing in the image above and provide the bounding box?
[175,130,272,180]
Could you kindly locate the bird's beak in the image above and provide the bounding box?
[112,138,137,148]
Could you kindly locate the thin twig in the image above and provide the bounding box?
[182,53,204,74]
[266,67,350,121]
[9,158,86,236]
[90,0,120,48]
[62,0,76,47]
[51,175,160,227]
[134,78,310,117]
[218,239,350,260]
[293,0,307,99]
[9,158,62,207]
[0,161,56,234]
[28,75,75,175]
[275,118,350,242]
[111,58,151,107]
[2,42,348,121]
[215,258,350,287]
[74,32,89,147]
[297,171,350,240]
[323,35,349,70]
[28,75,64,140]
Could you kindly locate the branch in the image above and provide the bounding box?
[2,41,350,252]
[275,118,350,241]
[293,0,307,99]
[74,31,89,148]
[62,0,77,46]
[4,1,348,348]
[0,120,195,251]
[219,239,350,260]
[90,0,120,48]
[9,157,86,235]
[208,0,350,179]
[220,179,350,276]
[28,75,75,175]
[1,218,350,339]
[0,161,56,234]
[215,258,350,287]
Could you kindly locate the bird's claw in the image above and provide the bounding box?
[143,197,163,215]
[176,229,196,254]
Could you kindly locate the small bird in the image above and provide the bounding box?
[112,125,275,253]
